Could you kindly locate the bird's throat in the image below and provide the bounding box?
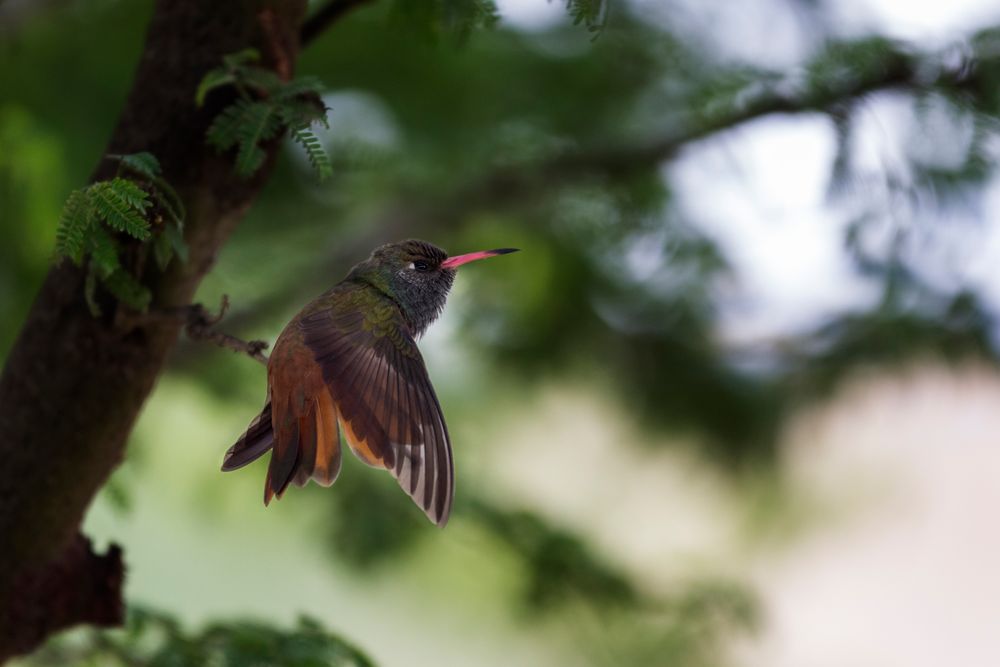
[391,268,454,337]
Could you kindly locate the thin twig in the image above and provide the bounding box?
[300,0,375,47]
[125,296,270,365]
[183,296,270,365]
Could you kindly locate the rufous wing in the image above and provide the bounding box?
[298,288,454,526]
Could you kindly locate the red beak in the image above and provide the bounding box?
[440,247,519,269]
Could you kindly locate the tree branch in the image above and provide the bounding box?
[123,296,271,365]
[300,0,375,47]
[459,43,974,204]
[140,294,268,366]
[183,297,270,365]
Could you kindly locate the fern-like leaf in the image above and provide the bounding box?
[232,102,282,177]
[278,97,329,129]
[206,99,255,151]
[272,76,325,102]
[89,179,152,240]
[107,177,150,211]
[88,225,121,278]
[235,142,267,178]
[565,0,608,35]
[103,269,152,312]
[108,152,162,179]
[239,68,284,96]
[202,50,332,178]
[289,125,333,180]
[56,189,93,264]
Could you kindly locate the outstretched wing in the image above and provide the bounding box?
[298,286,454,526]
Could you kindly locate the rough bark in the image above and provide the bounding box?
[0,0,307,659]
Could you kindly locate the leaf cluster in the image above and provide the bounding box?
[24,607,375,667]
[565,0,610,35]
[390,0,500,42]
[200,49,332,179]
[54,152,187,314]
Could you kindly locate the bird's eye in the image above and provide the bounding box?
[413,260,431,272]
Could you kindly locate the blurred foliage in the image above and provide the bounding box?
[579,581,756,667]
[21,607,374,667]
[324,455,430,570]
[465,497,638,611]
[389,0,500,42]
[323,469,755,665]
[327,458,636,611]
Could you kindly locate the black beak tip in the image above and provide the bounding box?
[491,248,520,256]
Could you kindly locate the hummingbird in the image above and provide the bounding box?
[221,239,518,526]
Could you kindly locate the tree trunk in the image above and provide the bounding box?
[0,0,307,659]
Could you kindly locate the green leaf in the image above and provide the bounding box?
[88,225,121,278]
[89,178,152,240]
[207,100,282,169]
[206,99,254,150]
[289,125,333,180]
[103,268,152,312]
[108,151,162,178]
[110,177,150,210]
[278,97,329,130]
[565,0,608,34]
[153,229,173,270]
[222,47,260,69]
[235,141,267,177]
[239,67,284,95]
[232,102,282,177]
[55,188,93,264]
[84,263,101,316]
[196,68,236,106]
[272,75,325,102]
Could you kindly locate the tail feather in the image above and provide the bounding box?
[265,405,300,505]
[221,400,274,472]
[291,410,318,488]
[224,388,343,505]
[272,393,343,496]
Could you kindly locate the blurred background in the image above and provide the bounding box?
[3,0,1000,665]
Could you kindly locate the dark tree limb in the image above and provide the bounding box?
[0,0,307,659]
[300,0,376,47]
[1,535,124,660]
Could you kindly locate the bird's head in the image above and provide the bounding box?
[349,239,518,336]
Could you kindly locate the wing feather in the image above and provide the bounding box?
[299,285,454,525]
